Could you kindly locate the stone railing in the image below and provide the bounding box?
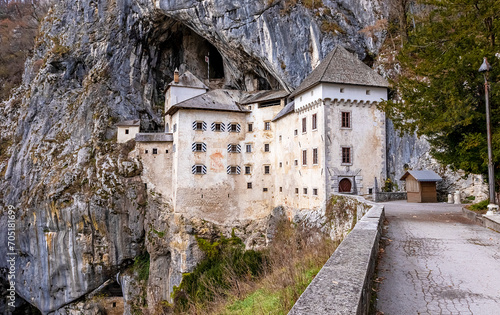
[289,196,385,315]
[373,191,407,202]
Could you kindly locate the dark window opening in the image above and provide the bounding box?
[259,100,281,108]
[264,144,270,152]
[313,188,318,196]
[341,112,351,128]
[264,121,271,130]
[264,165,270,174]
[245,166,251,174]
[248,123,253,132]
[214,123,222,131]
[166,150,169,153]
[303,188,308,195]
[247,182,252,189]
[342,147,351,164]
[145,150,148,154]
[312,114,317,130]
[263,187,268,192]
[125,129,129,134]
[153,148,158,154]
[302,117,307,133]
[113,302,116,308]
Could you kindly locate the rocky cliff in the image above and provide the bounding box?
[0,0,393,313]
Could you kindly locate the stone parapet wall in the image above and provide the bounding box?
[289,196,384,315]
[373,191,407,202]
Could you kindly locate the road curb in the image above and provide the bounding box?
[462,207,500,233]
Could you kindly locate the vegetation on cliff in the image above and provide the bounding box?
[0,0,48,101]
[381,0,500,183]
[166,220,340,315]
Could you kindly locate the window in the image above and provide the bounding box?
[280,187,283,192]
[193,121,207,131]
[279,162,282,168]
[264,143,270,152]
[165,150,169,153]
[303,188,308,195]
[228,123,241,132]
[247,182,252,189]
[313,148,318,165]
[279,135,282,142]
[295,188,299,194]
[302,117,307,133]
[248,123,253,132]
[145,149,148,154]
[211,122,224,132]
[366,89,371,95]
[263,187,268,192]
[246,144,252,153]
[227,165,241,175]
[342,147,351,164]
[192,142,207,152]
[153,148,158,154]
[313,188,318,196]
[264,165,270,174]
[264,121,271,130]
[173,124,177,132]
[302,150,307,165]
[340,88,345,93]
[125,129,129,134]
[294,129,298,136]
[341,112,351,128]
[192,165,207,175]
[294,159,298,166]
[245,166,251,174]
[228,144,241,153]
[312,114,317,130]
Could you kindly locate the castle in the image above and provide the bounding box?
[117,46,388,224]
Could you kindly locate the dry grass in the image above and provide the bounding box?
[169,220,341,315]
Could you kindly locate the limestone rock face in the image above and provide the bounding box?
[0,0,390,313]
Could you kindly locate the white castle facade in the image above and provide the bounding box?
[117,46,388,224]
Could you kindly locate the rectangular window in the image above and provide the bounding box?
[248,123,253,132]
[125,129,129,134]
[229,123,240,132]
[302,149,307,165]
[279,162,282,168]
[303,188,308,195]
[312,113,317,130]
[313,148,318,165]
[340,88,345,93]
[264,121,271,130]
[228,144,240,153]
[245,166,251,174]
[264,165,270,174]
[230,166,237,174]
[342,147,351,164]
[302,117,307,133]
[165,150,169,153]
[313,188,318,196]
[196,143,203,151]
[264,143,270,152]
[145,149,148,154]
[247,182,252,189]
[246,144,252,153]
[294,129,298,136]
[366,89,371,95]
[263,187,268,192]
[295,188,299,194]
[193,165,207,175]
[279,135,282,142]
[214,123,222,131]
[341,112,351,128]
[196,122,203,130]
[294,159,298,166]
[280,187,283,192]
[153,148,158,154]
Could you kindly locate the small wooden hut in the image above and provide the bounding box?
[400,170,442,203]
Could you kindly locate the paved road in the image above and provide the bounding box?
[376,201,500,315]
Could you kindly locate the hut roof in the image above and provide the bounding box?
[400,170,442,182]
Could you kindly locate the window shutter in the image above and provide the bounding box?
[202,121,207,131]
[202,143,207,152]
[221,123,225,132]
[192,121,197,130]
[227,123,231,132]
[192,165,197,174]
[192,142,197,152]
[236,124,241,132]
[202,165,207,174]
[236,144,241,153]
[226,166,231,174]
[236,166,241,174]
[211,122,216,131]
[227,144,232,152]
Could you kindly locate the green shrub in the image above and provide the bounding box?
[133,252,150,281]
[469,199,489,211]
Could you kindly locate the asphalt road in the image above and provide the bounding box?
[375,200,500,315]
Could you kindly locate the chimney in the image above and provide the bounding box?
[174,68,179,84]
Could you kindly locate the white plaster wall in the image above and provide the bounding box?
[295,83,387,111]
[117,126,140,143]
[165,86,207,111]
[136,142,173,199]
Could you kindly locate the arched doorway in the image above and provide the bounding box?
[339,178,352,193]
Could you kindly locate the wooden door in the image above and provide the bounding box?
[339,178,352,193]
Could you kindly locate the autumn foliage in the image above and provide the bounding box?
[0,0,49,101]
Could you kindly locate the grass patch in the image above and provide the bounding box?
[467,199,489,214]
[171,220,340,315]
[133,252,150,281]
